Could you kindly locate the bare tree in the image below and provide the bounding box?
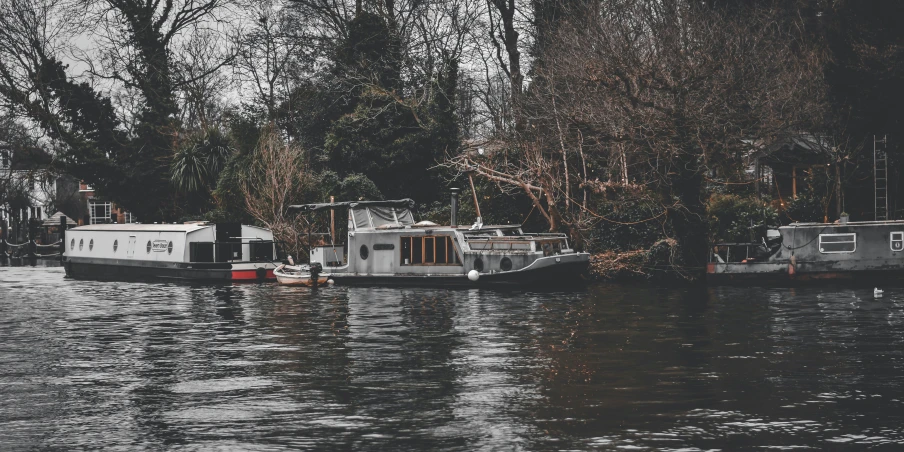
[174,26,234,129]
[241,126,319,259]
[447,1,827,275]
[233,1,309,121]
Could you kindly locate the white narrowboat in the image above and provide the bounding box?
[63,222,278,281]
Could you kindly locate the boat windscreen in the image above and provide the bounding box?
[352,209,371,229]
[351,206,416,229]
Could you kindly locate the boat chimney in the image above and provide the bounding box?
[450,188,460,227]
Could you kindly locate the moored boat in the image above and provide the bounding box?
[708,220,904,284]
[288,195,590,287]
[274,263,330,286]
[63,222,278,281]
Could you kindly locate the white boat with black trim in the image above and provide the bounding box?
[63,222,278,281]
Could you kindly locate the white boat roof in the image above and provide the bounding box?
[70,224,213,233]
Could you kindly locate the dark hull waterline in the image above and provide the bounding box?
[331,260,589,288]
[64,260,276,282]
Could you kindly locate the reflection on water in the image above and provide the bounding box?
[2,267,904,450]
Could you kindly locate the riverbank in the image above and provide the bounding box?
[587,239,698,283]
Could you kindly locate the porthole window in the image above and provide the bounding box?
[89,239,94,251]
[473,257,484,272]
[79,239,83,251]
[146,241,152,253]
[892,232,904,251]
[500,257,512,271]
[113,240,118,252]
[360,244,369,260]
[70,239,75,250]
[167,241,173,254]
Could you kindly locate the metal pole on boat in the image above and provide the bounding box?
[60,215,67,260]
[468,173,482,220]
[330,195,336,243]
[450,188,460,227]
[0,219,6,260]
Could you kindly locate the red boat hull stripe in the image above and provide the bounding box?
[231,269,276,280]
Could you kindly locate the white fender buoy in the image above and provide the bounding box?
[468,270,480,282]
[327,279,335,285]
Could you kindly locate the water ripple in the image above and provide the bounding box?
[2,267,904,450]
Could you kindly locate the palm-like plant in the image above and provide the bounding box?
[171,127,235,194]
[171,143,210,193]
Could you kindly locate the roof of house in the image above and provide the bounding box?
[759,134,833,165]
[43,212,77,227]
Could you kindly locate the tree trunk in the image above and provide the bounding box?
[667,161,708,281]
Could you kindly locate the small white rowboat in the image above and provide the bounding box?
[273,263,330,286]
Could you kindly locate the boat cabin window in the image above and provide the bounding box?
[818,233,856,253]
[401,236,460,265]
[892,232,904,252]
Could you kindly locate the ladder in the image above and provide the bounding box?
[875,135,889,221]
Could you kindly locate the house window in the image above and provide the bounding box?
[0,150,9,169]
[29,206,41,220]
[892,232,904,252]
[88,200,112,224]
[400,236,461,265]
[819,233,856,253]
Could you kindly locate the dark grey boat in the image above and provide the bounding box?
[289,199,590,287]
[708,220,904,284]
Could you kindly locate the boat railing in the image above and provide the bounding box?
[464,235,569,255]
[465,236,534,251]
[710,242,767,264]
[519,233,569,238]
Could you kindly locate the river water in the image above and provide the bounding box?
[2,265,904,450]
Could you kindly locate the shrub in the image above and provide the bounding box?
[585,198,667,253]
[707,194,778,243]
[782,194,825,223]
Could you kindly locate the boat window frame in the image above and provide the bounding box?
[400,235,462,266]
[891,231,904,252]
[818,232,857,254]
